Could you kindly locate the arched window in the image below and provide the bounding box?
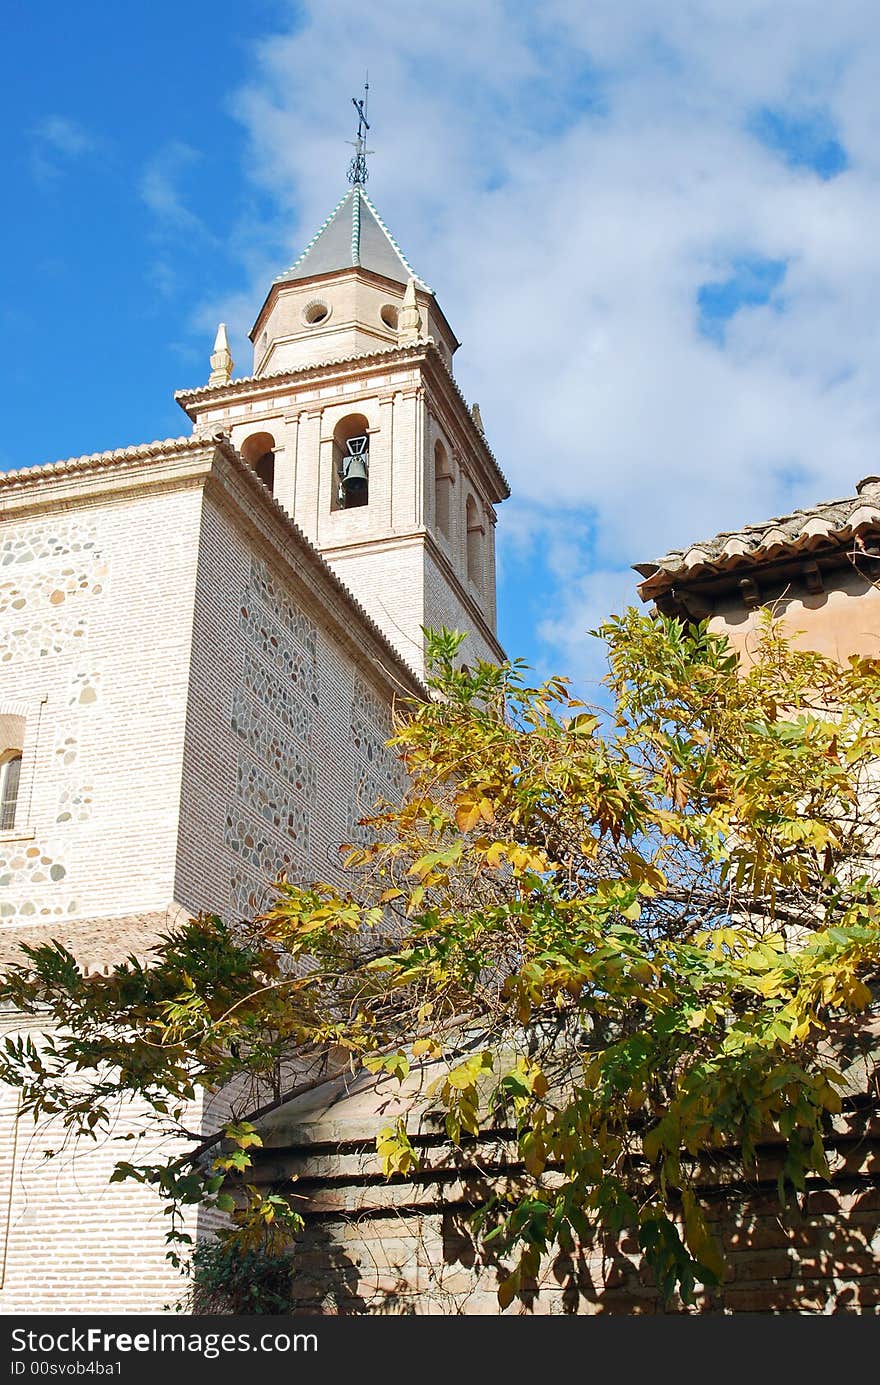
[434,440,452,539]
[0,751,22,831]
[332,414,370,511]
[241,431,276,496]
[0,711,25,833]
[466,495,483,588]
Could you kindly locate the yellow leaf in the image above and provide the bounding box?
[484,842,508,869]
[531,1069,549,1099]
[455,800,481,832]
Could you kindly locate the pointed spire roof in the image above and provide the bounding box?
[275,187,432,293]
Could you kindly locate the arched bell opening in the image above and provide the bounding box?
[332,414,370,511]
[241,431,276,496]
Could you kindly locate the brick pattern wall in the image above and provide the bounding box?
[423,546,504,669]
[0,1015,202,1313]
[174,489,411,921]
[346,677,408,848]
[251,1106,880,1316]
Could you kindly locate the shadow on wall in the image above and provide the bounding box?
[279,1181,880,1316]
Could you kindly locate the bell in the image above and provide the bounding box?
[339,436,369,507]
[342,455,369,486]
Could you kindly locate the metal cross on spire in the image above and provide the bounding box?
[347,76,373,185]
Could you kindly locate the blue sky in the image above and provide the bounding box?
[3,1,879,692]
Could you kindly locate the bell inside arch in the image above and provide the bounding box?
[339,434,369,507]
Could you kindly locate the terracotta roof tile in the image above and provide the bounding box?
[636,475,880,600]
[0,905,192,977]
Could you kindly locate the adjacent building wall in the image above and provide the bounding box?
[709,568,880,665]
[249,1053,880,1316]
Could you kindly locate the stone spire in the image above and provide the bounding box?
[208,323,234,386]
[398,277,422,343]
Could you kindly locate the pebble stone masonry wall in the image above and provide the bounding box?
[174,482,413,922]
[0,489,202,926]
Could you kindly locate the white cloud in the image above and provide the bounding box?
[30,116,103,182]
[213,1,880,672]
[140,141,207,235]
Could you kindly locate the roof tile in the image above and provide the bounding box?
[636,475,880,598]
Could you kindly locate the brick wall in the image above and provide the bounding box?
[247,1069,880,1316]
[0,1015,201,1313]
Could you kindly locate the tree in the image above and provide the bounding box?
[2,611,880,1307]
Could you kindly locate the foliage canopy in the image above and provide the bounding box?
[3,612,880,1306]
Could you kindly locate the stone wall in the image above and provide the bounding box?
[0,488,202,926]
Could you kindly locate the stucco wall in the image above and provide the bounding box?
[710,568,880,664]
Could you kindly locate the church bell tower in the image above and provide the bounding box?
[176,93,509,679]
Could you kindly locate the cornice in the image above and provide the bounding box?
[176,338,423,408]
[0,435,209,493]
[175,338,510,503]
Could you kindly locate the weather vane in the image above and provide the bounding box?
[347,76,373,185]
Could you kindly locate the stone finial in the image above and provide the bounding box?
[208,323,234,386]
[398,278,422,342]
[471,402,485,435]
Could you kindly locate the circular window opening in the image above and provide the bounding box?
[380,304,399,331]
[303,300,330,326]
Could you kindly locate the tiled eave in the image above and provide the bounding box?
[0,906,188,978]
[635,476,880,606]
[174,336,510,502]
[0,434,209,492]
